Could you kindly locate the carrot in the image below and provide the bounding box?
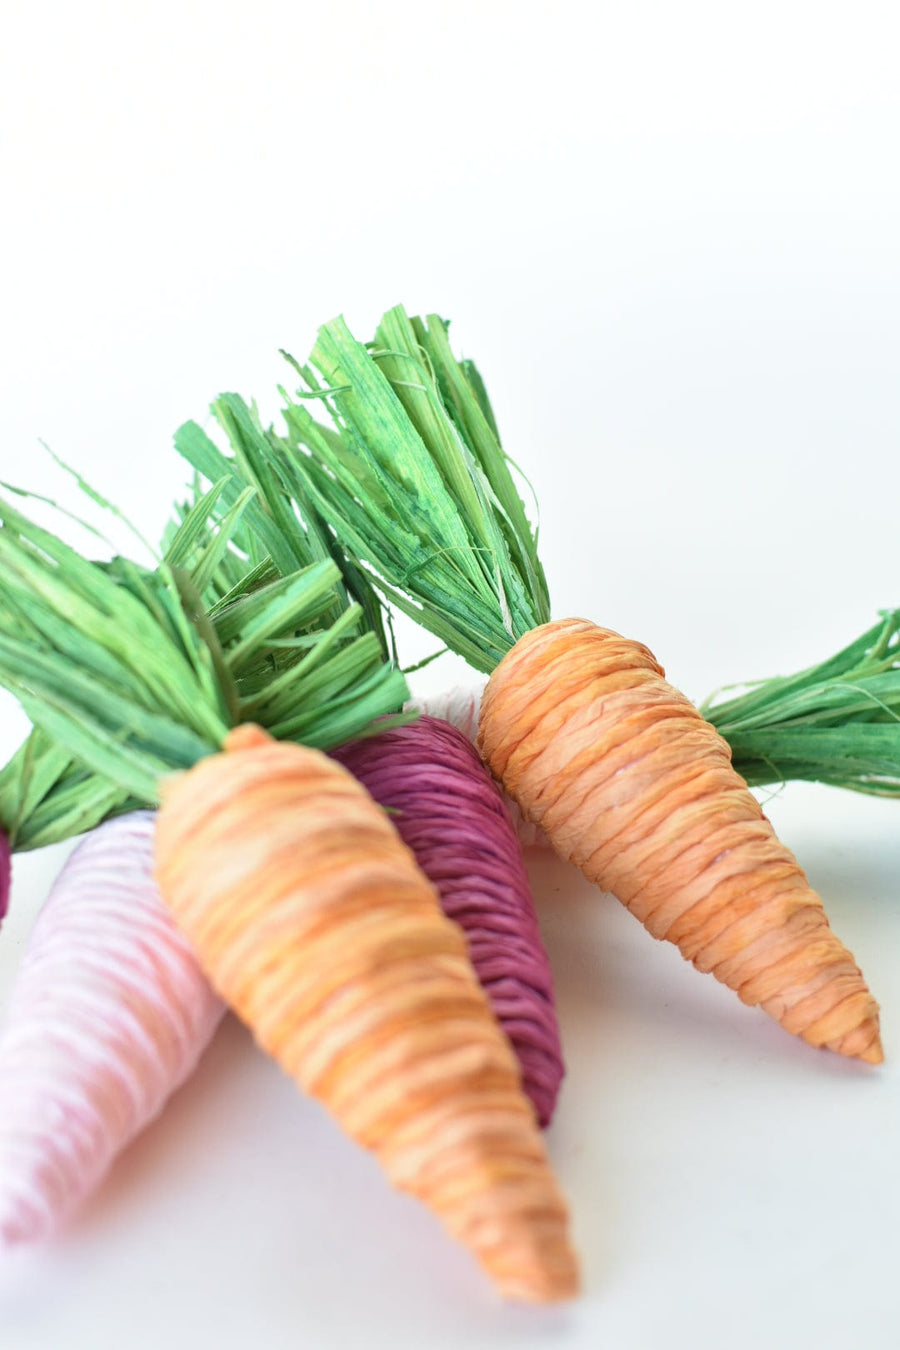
[0,812,224,1245]
[702,608,900,796]
[281,304,882,1064]
[156,724,576,1301]
[332,715,565,1126]
[0,496,578,1301]
[479,619,881,1062]
[175,393,567,1125]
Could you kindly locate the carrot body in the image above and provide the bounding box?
[332,716,565,1127]
[477,619,882,1063]
[154,725,578,1303]
[0,813,224,1245]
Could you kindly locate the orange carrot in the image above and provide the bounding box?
[284,306,882,1065]
[477,620,881,1062]
[155,725,578,1302]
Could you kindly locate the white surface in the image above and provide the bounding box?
[1,2,900,1347]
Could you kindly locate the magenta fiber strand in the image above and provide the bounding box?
[332,716,564,1127]
[405,688,547,847]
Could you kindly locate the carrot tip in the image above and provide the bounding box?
[858,1036,884,1066]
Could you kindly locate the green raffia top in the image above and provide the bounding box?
[275,304,900,798]
[281,306,549,674]
[0,400,409,850]
[703,610,900,796]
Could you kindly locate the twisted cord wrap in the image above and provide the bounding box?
[0,812,225,1245]
[478,619,882,1063]
[155,728,578,1303]
[332,716,564,1127]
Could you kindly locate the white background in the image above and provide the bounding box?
[1,3,899,1347]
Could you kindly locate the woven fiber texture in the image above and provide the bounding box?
[333,716,564,1127]
[156,727,577,1302]
[405,688,547,849]
[0,811,225,1244]
[478,618,882,1062]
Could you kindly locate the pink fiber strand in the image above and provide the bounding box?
[333,716,564,1127]
[0,811,224,1246]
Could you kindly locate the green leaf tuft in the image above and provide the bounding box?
[280,308,549,673]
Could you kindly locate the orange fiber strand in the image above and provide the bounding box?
[478,620,882,1064]
[154,724,578,1303]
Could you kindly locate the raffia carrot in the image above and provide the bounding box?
[0,497,578,1301]
[156,724,576,1300]
[0,812,224,1245]
[332,716,564,1126]
[479,619,881,1060]
[175,393,567,1126]
[281,304,882,1064]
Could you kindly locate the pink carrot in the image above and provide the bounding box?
[332,715,565,1127]
[0,811,224,1245]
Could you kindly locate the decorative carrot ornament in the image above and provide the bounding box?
[281,305,882,1064]
[702,608,900,796]
[174,393,566,1124]
[0,497,578,1301]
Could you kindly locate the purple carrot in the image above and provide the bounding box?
[333,715,564,1127]
[0,811,224,1245]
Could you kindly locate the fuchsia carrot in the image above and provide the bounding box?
[0,812,224,1245]
[333,716,564,1126]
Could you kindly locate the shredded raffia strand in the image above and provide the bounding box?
[155,726,578,1301]
[174,393,394,658]
[703,610,900,795]
[478,619,882,1063]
